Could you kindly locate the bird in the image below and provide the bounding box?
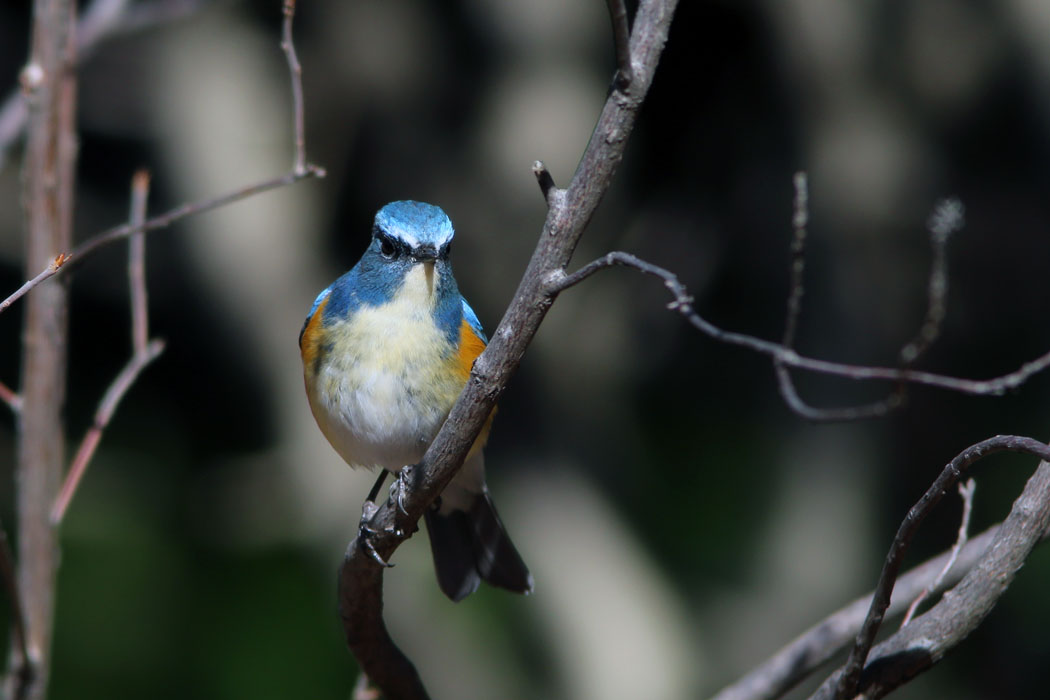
[299,200,533,602]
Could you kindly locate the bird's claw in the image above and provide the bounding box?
[358,501,394,568]
[390,465,413,517]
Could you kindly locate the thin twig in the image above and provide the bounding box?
[548,251,1050,397]
[771,188,966,421]
[281,0,307,174]
[901,478,976,628]
[771,172,900,420]
[834,436,1050,699]
[0,380,22,413]
[0,166,324,317]
[899,198,963,364]
[50,339,165,525]
[605,0,633,89]
[532,160,557,205]
[781,171,807,349]
[129,170,150,354]
[0,253,71,314]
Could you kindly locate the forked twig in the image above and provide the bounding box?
[900,478,976,627]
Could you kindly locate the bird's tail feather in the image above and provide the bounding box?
[424,493,533,602]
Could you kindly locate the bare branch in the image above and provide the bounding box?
[834,436,1050,699]
[0,166,324,316]
[781,171,807,350]
[901,478,975,628]
[13,0,79,695]
[709,517,1048,700]
[128,170,150,354]
[551,251,1050,397]
[898,198,962,364]
[50,339,165,525]
[281,0,307,175]
[0,380,23,414]
[811,449,1050,700]
[532,160,559,206]
[605,0,633,89]
[337,1,681,695]
[0,254,71,315]
[772,172,906,421]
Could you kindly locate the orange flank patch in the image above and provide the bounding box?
[456,318,487,380]
[456,318,496,457]
[299,296,329,376]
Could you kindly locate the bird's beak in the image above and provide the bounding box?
[412,245,439,263]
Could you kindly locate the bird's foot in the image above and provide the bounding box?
[357,500,394,568]
[389,465,414,517]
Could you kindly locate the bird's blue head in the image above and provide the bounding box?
[306,201,468,343]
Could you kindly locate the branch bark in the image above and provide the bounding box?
[10,0,79,697]
[336,1,680,697]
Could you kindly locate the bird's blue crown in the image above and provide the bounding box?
[375,201,455,249]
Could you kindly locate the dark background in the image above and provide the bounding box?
[1,0,1049,698]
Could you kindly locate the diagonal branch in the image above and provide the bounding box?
[336,1,681,697]
[49,339,165,525]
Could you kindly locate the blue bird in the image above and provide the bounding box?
[300,200,533,601]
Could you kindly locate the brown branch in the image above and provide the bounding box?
[900,478,975,628]
[833,436,1050,699]
[128,170,150,354]
[708,517,1048,700]
[11,0,79,697]
[0,380,22,413]
[337,1,680,697]
[811,447,1050,700]
[50,339,165,525]
[0,254,71,315]
[281,0,307,175]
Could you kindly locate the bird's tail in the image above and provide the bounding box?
[424,491,533,602]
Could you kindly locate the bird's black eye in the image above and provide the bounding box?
[379,236,396,259]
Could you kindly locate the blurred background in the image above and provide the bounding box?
[1,0,1050,698]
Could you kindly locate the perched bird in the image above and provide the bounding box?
[299,200,533,601]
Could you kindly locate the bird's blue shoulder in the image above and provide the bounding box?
[460,298,486,343]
